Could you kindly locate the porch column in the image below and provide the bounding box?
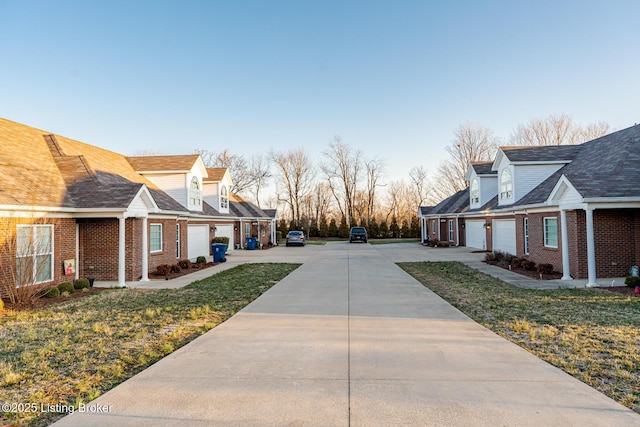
[585,207,597,287]
[140,216,149,281]
[437,217,441,241]
[560,209,572,280]
[118,216,126,287]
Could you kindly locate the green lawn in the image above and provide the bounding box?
[0,263,300,427]
[399,261,640,413]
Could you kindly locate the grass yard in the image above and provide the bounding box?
[399,261,640,413]
[0,263,300,427]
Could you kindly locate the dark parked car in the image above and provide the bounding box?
[349,227,368,243]
[285,230,306,247]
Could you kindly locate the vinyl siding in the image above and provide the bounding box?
[144,174,188,208]
[514,164,564,202]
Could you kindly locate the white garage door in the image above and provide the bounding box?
[215,224,234,252]
[465,220,486,250]
[493,219,516,255]
[188,225,210,260]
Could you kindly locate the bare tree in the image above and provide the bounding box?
[321,136,362,226]
[509,113,611,146]
[433,123,499,201]
[363,158,385,226]
[409,166,431,208]
[269,147,315,226]
[1,216,60,304]
[577,121,611,144]
[195,149,252,194]
[247,153,271,208]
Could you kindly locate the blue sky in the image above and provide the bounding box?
[1,0,639,186]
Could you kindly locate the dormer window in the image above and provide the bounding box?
[220,185,228,209]
[189,177,201,206]
[470,179,479,204]
[500,169,513,200]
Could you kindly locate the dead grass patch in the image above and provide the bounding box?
[399,261,640,414]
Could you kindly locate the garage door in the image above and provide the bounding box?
[465,220,486,250]
[215,224,234,252]
[493,219,516,255]
[188,225,210,260]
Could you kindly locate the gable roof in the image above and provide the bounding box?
[127,155,202,173]
[203,168,228,182]
[471,162,496,175]
[428,188,470,215]
[509,125,640,207]
[0,118,187,212]
[500,145,581,163]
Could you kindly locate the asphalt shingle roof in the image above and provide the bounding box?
[127,155,201,173]
[429,188,470,215]
[501,145,581,162]
[471,162,496,175]
[515,125,640,206]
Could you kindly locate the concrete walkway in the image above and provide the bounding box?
[54,243,639,426]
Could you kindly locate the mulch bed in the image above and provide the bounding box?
[484,261,563,280]
[149,262,217,280]
[3,263,220,312]
[4,286,111,311]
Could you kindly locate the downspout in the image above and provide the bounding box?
[455,214,460,247]
[437,216,441,241]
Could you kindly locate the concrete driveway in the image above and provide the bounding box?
[54,243,639,426]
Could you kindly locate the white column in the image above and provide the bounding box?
[586,207,597,287]
[560,209,572,280]
[140,217,149,281]
[118,216,126,287]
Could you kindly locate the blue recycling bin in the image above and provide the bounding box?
[211,243,227,263]
[246,237,256,250]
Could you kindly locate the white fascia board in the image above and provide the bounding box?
[511,160,572,166]
[465,165,477,182]
[136,170,190,174]
[194,156,208,178]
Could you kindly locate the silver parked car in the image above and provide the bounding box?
[285,230,306,247]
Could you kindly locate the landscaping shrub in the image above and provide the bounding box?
[58,281,75,294]
[536,263,554,274]
[0,298,4,311]
[178,259,192,270]
[43,287,60,298]
[511,257,524,269]
[212,236,230,245]
[522,260,536,271]
[74,278,90,290]
[437,241,451,247]
[484,252,496,262]
[624,275,640,288]
[156,264,171,276]
[429,239,439,248]
[196,256,207,264]
[170,264,181,274]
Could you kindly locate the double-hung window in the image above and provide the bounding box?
[448,220,454,242]
[16,224,53,285]
[544,217,558,248]
[470,179,479,204]
[500,169,513,200]
[523,218,529,254]
[220,186,229,209]
[150,224,163,253]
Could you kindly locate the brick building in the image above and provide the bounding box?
[0,118,276,290]
[419,124,640,286]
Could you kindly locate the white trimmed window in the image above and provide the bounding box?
[500,169,513,200]
[176,224,180,258]
[150,224,163,253]
[448,220,454,241]
[470,179,479,204]
[431,219,436,235]
[16,224,54,285]
[245,222,250,237]
[220,186,229,209]
[189,177,201,207]
[544,217,558,248]
[523,217,529,254]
